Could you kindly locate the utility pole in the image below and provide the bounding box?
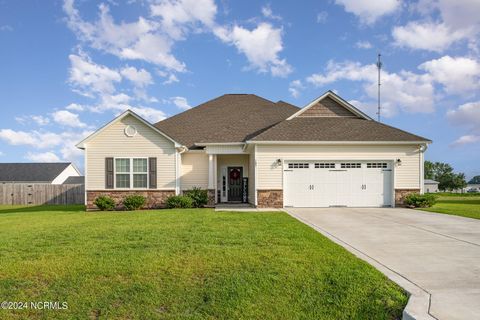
[376,53,382,122]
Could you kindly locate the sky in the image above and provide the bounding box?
[0,0,479,179]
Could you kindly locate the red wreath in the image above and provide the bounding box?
[229,169,241,180]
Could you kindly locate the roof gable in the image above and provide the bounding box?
[76,110,181,149]
[287,91,372,120]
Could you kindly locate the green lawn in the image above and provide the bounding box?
[0,205,407,320]
[419,193,480,220]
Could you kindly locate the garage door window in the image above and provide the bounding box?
[288,163,309,169]
[315,163,335,169]
[341,163,361,168]
[367,162,388,168]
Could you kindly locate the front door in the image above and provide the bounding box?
[227,167,243,202]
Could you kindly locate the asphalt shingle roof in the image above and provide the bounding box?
[154,94,300,148]
[0,163,71,182]
[249,117,431,142]
[154,93,430,146]
[63,176,85,184]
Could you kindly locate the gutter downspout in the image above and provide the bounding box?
[419,144,428,194]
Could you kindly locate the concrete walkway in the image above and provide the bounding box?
[285,208,480,320]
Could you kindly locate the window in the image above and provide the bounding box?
[115,158,148,189]
[315,163,335,169]
[366,162,388,169]
[288,163,309,169]
[340,163,361,169]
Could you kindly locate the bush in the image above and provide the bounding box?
[165,195,193,209]
[183,187,208,208]
[123,195,146,211]
[94,195,115,211]
[404,193,437,208]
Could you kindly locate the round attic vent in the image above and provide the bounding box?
[124,125,137,137]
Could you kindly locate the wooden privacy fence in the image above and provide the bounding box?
[0,183,85,205]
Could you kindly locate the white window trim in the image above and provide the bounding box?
[113,157,149,190]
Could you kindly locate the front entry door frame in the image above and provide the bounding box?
[227,166,243,202]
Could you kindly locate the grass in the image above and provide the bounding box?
[418,193,480,220]
[0,205,407,320]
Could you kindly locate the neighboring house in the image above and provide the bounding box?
[63,176,85,185]
[0,163,81,184]
[467,184,480,192]
[424,179,439,193]
[77,91,431,209]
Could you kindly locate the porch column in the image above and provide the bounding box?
[207,154,216,206]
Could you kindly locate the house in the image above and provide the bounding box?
[0,163,81,184]
[424,179,439,193]
[467,184,480,192]
[77,91,431,209]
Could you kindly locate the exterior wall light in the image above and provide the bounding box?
[276,159,282,166]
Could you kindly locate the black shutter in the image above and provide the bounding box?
[105,157,114,189]
[149,157,157,189]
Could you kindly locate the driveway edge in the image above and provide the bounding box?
[284,209,436,320]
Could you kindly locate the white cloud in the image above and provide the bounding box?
[15,115,50,126]
[150,0,217,40]
[163,73,179,84]
[69,53,121,96]
[419,56,480,94]
[65,103,85,111]
[335,0,400,24]
[0,129,64,149]
[215,23,292,77]
[451,135,480,146]
[52,110,87,128]
[128,107,166,122]
[447,101,480,131]
[288,80,304,98]
[63,0,185,71]
[120,66,153,87]
[392,22,469,52]
[170,96,191,110]
[316,11,328,24]
[261,5,282,20]
[25,151,61,162]
[355,40,372,49]
[306,60,435,115]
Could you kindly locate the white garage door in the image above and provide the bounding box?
[284,161,393,207]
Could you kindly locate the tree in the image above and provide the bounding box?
[468,176,480,184]
[424,161,434,180]
[424,161,467,191]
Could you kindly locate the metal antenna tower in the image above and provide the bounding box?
[376,53,382,122]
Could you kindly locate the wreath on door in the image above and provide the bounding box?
[229,168,241,180]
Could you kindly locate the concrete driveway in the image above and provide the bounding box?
[285,208,480,320]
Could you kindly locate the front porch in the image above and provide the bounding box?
[204,147,254,206]
[209,153,252,205]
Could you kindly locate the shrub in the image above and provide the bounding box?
[123,195,146,211]
[165,195,193,209]
[183,187,208,208]
[404,193,437,208]
[94,195,115,211]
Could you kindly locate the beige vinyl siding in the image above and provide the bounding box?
[86,115,176,190]
[256,144,421,190]
[181,152,209,190]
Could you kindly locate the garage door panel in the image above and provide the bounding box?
[284,161,393,208]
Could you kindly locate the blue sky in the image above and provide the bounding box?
[0,0,479,178]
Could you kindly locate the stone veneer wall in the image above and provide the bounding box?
[87,190,175,210]
[395,189,420,207]
[206,189,215,207]
[257,189,283,208]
